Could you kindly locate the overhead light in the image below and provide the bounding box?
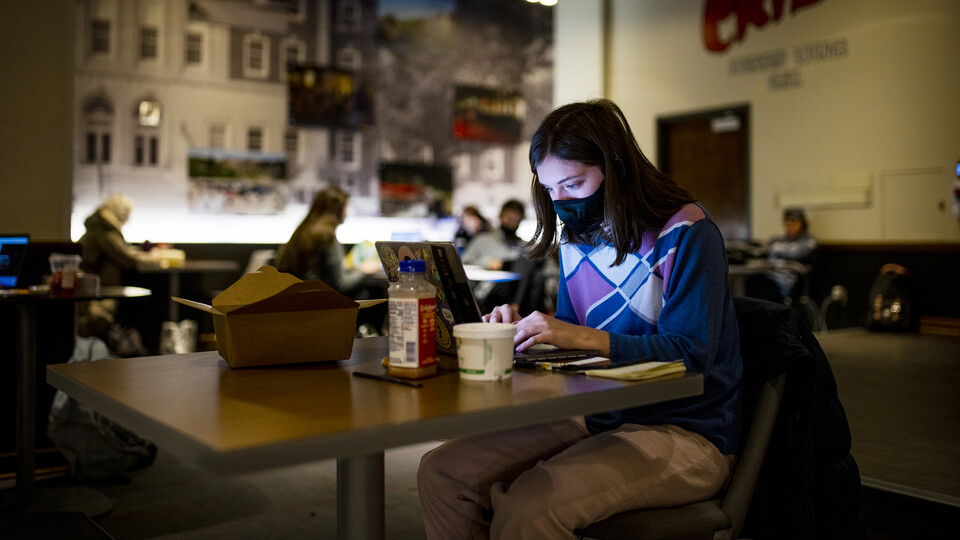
[527,0,558,5]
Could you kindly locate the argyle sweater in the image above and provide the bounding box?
[556,204,742,454]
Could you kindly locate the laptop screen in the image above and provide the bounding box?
[0,235,30,288]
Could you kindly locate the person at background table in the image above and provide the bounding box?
[276,186,387,337]
[460,199,525,271]
[453,205,491,253]
[418,99,743,539]
[276,185,380,297]
[461,199,545,314]
[746,207,818,302]
[78,193,152,351]
[79,194,149,287]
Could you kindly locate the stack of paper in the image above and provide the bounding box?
[583,360,686,381]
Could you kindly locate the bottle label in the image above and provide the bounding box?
[389,297,437,368]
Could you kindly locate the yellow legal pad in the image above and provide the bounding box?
[583,360,686,381]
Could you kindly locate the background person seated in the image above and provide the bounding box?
[275,185,386,334]
[746,207,818,303]
[276,185,380,295]
[461,199,546,315]
[78,193,153,356]
[453,205,491,254]
[461,199,526,272]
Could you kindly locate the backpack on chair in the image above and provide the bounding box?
[865,263,917,332]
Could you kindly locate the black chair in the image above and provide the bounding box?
[575,373,785,540]
[576,297,866,540]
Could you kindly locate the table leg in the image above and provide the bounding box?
[337,452,385,540]
[168,272,180,322]
[15,303,37,509]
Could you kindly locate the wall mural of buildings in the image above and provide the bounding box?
[71,0,553,243]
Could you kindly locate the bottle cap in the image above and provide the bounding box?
[399,259,426,273]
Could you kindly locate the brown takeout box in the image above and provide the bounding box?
[173,266,384,368]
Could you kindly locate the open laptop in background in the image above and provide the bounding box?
[0,234,29,288]
[375,240,599,362]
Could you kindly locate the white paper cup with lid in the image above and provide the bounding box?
[453,322,517,381]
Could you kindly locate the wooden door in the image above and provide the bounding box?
[657,106,750,241]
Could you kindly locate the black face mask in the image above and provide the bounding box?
[500,224,520,245]
[552,182,605,236]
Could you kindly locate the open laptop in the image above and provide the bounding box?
[375,240,599,362]
[0,234,29,288]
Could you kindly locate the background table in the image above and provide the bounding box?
[463,264,522,283]
[47,337,703,539]
[136,259,240,321]
[1,286,151,514]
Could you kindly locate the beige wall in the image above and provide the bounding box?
[557,0,960,243]
[0,1,75,240]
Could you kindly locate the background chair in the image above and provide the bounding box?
[777,259,824,332]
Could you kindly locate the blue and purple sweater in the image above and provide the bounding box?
[556,204,742,454]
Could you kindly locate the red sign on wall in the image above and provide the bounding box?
[703,0,824,52]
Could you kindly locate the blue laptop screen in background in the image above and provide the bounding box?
[0,235,29,287]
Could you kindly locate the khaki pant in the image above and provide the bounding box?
[418,417,733,539]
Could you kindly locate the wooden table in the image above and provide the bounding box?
[46,337,703,539]
[1,286,151,513]
[818,328,960,506]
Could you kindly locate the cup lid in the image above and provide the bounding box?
[453,322,517,339]
[49,253,82,262]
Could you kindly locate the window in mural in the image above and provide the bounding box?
[336,130,360,169]
[137,100,162,127]
[338,0,362,32]
[185,31,203,64]
[82,96,113,165]
[285,128,299,157]
[91,19,110,54]
[209,123,226,150]
[134,133,158,166]
[247,127,263,153]
[282,38,304,68]
[140,26,158,59]
[243,34,269,78]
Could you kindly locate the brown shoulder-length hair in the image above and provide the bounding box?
[526,99,695,266]
[275,185,349,276]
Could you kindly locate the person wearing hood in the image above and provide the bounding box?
[77,194,150,345]
[79,194,144,287]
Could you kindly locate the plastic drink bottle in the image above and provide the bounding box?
[388,259,438,379]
